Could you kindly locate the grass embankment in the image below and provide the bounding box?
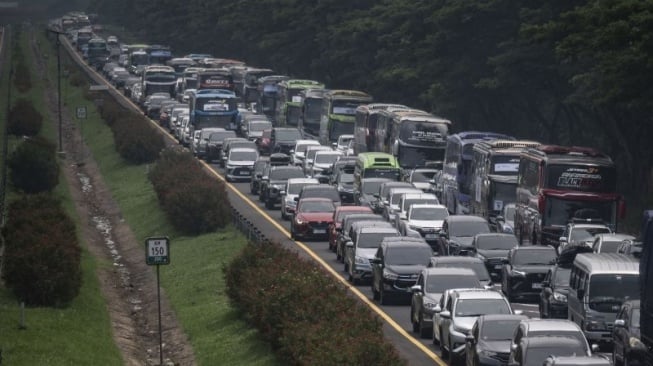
[0,27,123,365]
[39,29,279,365]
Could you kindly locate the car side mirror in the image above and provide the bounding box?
[514,310,523,315]
[289,149,294,154]
[345,241,354,248]
[591,344,600,353]
[331,142,337,149]
[502,258,510,264]
[496,215,504,222]
[434,304,442,313]
[614,319,625,328]
[370,258,381,265]
[440,310,451,319]
[465,334,475,344]
[559,237,567,243]
[410,284,422,293]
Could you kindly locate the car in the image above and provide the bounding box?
[411,268,482,339]
[393,192,439,229]
[302,145,333,177]
[295,184,341,208]
[344,225,400,284]
[372,181,414,214]
[196,128,228,159]
[328,206,374,251]
[592,233,636,253]
[616,239,644,258]
[559,219,613,252]
[400,203,448,247]
[280,178,320,220]
[494,203,516,234]
[470,233,519,282]
[538,264,572,319]
[205,130,237,163]
[613,300,647,366]
[255,129,272,155]
[542,356,612,366]
[271,127,303,154]
[382,187,423,222]
[290,197,336,240]
[437,289,514,365]
[220,138,256,167]
[327,157,356,185]
[355,177,391,209]
[260,165,305,209]
[371,237,432,305]
[429,256,493,288]
[243,116,272,141]
[408,168,439,193]
[464,314,528,366]
[290,139,321,166]
[501,246,558,302]
[249,159,269,195]
[336,214,386,262]
[435,215,491,256]
[225,148,259,182]
[333,168,355,204]
[508,336,592,366]
[510,318,594,354]
[332,133,354,153]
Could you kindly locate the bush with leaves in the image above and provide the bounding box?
[112,115,165,164]
[224,242,406,366]
[8,98,43,136]
[1,194,82,306]
[8,136,59,193]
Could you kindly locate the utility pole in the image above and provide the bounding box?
[47,27,66,153]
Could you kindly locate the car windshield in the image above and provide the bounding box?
[411,207,448,221]
[436,262,490,282]
[554,268,571,287]
[480,319,522,340]
[385,247,432,266]
[598,240,625,253]
[449,221,490,237]
[362,180,387,195]
[307,149,328,160]
[339,174,354,184]
[358,232,399,248]
[270,168,304,180]
[524,343,586,366]
[249,121,272,131]
[425,275,479,294]
[403,198,438,211]
[504,206,515,221]
[454,299,511,317]
[512,249,557,265]
[209,132,236,142]
[288,182,316,195]
[411,171,437,183]
[475,236,518,250]
[315,154,341,164]
[276,129,302,141]
[588,274,639,304]
[299,201,335,213]
[296,143,317,153]
[303,188,340,202]
[391,191,419,205]
[571,227,612,242]
[632,308,640,327]
[229,151,258,162]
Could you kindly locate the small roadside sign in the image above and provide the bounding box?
[145,237,170,265]
[89,84,109,91]
[76,106,87,119]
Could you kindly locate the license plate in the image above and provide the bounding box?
[532,283,543,289]
[239,171,250,175]
[425,234,437,239]
[495,265,503,269]
[313,229,326,234]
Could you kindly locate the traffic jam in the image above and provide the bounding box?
[56,11,651,366]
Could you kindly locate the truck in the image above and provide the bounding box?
[641,210,653,366]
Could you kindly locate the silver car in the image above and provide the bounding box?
[280,178,320,220]
[225,148,259,182]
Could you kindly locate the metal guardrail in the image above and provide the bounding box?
[231,207,270,245]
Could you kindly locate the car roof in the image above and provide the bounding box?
[361,177,393,183]
[424,267,476,277]
[301,184,337,191]
[401,193,437,199]
[446,215,488,223]
[545,356,611,366]
[523,336,584,348]
[314,150,342,156]
[478,314,528,323]
[336,206,373,213]
[570,223,611,229]
[474,233,518,240]
[409,204,447,210]
[455,289,505,300]
[287,178,320,184]
[430,256,484,265]
[299,197,334,203]
[381,236,429,246]
[595,233,636,241]
[351,221,394,231]
[513,245,557,252]
[358,226,399,234]
[520,319,582,332]
[229,147,258,153]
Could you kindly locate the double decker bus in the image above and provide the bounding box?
[242,68,274,103]
[469,140,541,228]
[353,104,408,155]
[256,75,289,122]
[299,88,330,137]
[375,109,451,169]
[276,79,325,127]
[514,145,625,246]
[196,68,234,92]
[441,132,514,214]
[141,65,177,98]
[189,89,239,132]
[318,90,373,145]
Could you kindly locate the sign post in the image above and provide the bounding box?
[145,236,170,366]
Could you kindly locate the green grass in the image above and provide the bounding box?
[0,26,123,366]
[37,27,279,366]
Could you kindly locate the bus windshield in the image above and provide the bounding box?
[399,146,444,168]
[398,121,448,146]
[331,101,360,116]
[196,98,236,112]
[330,120,355,139]
[364,168,401,180]
[546,164,617,193]
[491,155,520,175]
[491,182,517,210]
[545,197,616,227]
[303,98,323,123]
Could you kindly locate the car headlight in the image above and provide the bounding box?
[295,217,304,225]
[453,322,470,334]
[383,269,398,280]
[511,269,526,277]
[553,291,567,302]
[423,299,437,309]
[503,226,514,234]
[226,165,235,170]
[355,256,368,265]
[630,336,645,349]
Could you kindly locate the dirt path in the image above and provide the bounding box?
[29,28,196,366]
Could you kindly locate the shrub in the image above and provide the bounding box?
[224,242,406,366]
[1,194,82,306]
[8,98,43,136]
[8,136,59,193]
[111,115,165,164]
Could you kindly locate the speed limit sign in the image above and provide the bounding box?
[145,237,170,265]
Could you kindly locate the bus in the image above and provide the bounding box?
[127,44,150,75]
[180,67,201,92]
[241,68,274,103]
[318,90,373,145]
[441,132,514,215]
[141,65,177,98]
[196,68,234,92]
[375,109,451,169]
[167,58,195,76]
[86,37,109,69]
[514,145,625,246]
[75,27,93,51]
[189,89,239,132]
[353,152,402,194]
[469,140,541,228]
[276,79,325,127]
[353,104,408,155]
[256,75,289,122]
[299,88,330,137]
[148,45,173,65]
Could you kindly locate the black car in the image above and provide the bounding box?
[295,184,342,208]
[259,165,305,209]
[205,130,237,163]
[501,246,557,302]
[429,256,493,288]
[356,178,392,210]
[436,215,491,256]
[539,264,571,319]
[613,300,647,366]
[271,127,303,154]
[464,314,527,366]
[471,233,518,282]
[334,169,355,205]
[249,159,269,195]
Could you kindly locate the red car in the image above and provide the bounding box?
[290,198,336,241]
[328,206,373,251]
[256,129,272,155]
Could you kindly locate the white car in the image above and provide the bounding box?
[280,178,320,220]
[333,134,354,153]
[401,204,449,240]
[558,220,612,252]
[408,168,439,193]
[302,145,332,176]
[310,150,343,183]
[292,139,321,166]
[225,148,259,182]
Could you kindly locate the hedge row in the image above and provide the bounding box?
[1,194,82,306]
[8,98,43,137]
[148,148,231,235]
[224,242,406,366]
[8,136,59,193]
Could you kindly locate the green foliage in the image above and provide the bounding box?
[1,194,82,306]
[8,136,59,193]
[8,98,43,136]
[149,148,231,235]
[224,242,406,366]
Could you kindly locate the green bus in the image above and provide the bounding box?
[276,79,325,127]
[319,90,373,145]
[354,152,401,193]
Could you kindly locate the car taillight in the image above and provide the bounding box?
[538,194,546,214]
